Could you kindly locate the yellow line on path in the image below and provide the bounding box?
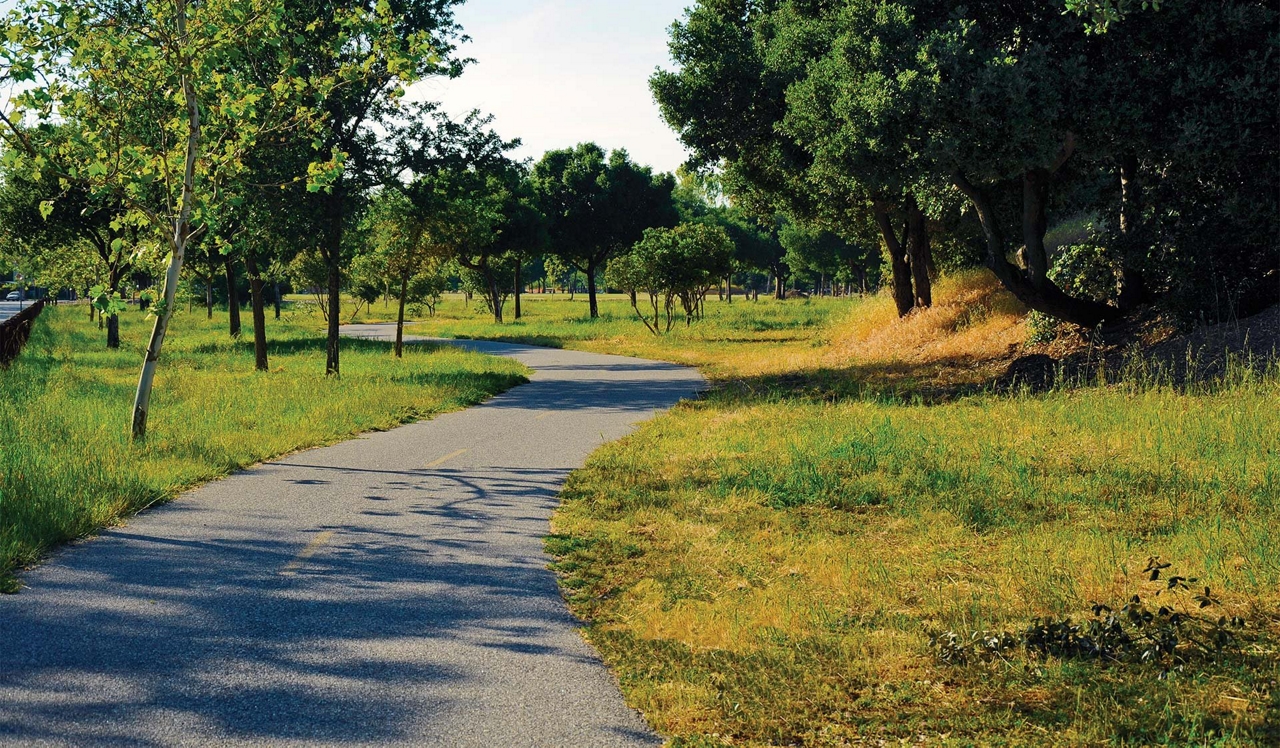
[425,448,468,468]
[280,530,336,575]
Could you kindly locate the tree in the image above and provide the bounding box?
[364,189,437,355]
[281,0,468,377]
[720,210,789,300]
[609,223,733,334]
[542,255,576,296]
[500,185,549,321]
[0,159,136,347]
[656,0,1280,328]
[651,0,935,317]
[780,220,878,296]
[0,0,324,438]
[397,113,521,325]
[532,144,678,319]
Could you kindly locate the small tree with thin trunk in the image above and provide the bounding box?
[1,0,326,438]
[610,223,733,334]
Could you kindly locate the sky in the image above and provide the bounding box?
[410,0,693,174]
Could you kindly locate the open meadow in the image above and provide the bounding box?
[404,279,1280,745]
[0,305,526,590]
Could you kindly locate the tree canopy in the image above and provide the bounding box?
[653,0,1278,327]
[532,143,679,318]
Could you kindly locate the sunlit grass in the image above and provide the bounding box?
[554,381,1279,745]
[0,305,526,589]
[475,279,1280,744]
[403,291,843,379]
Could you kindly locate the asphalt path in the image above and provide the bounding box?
[0,324,705,747]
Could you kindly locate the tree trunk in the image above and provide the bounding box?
[873,201,915,317]
[132,61,198,441]
[487,269,504,324]
[395,272,408,358]
[1021,170,1053,284]
[245,252,268,372]
[726,273,733,304]
[953,168,1116,328]
[205,271,214,319]
[513,260,522,320]
[104,313,119,348]
[586,258,599,318]
[224,253,241,338]
[324,189,344,377]
[326,258,341,376]
[774,271,785,300]
[906,199,932,309]
[105,268,122,349]
[273,281,282,319]
[1117,154,1146,312]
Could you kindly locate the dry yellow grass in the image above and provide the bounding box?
[542,271,1280,746]
[825,270,1028,387]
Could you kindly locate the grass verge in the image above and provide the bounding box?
[551,375,1279,745]
[400,276,1279,744]
[0,305,526,590]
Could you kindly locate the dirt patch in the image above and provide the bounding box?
[1006,304,1280,390]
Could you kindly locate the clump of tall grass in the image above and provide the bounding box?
[0,306,526,590]
[826,270,1027,369]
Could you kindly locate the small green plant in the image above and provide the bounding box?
[931,558,1248,675]
[90,284,127,318]
[1025,309,1061,344]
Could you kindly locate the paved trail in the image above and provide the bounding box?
[0,325,704,747]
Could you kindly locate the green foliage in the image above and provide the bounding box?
[89,285,127,318]
[654,0,1278,326]
[610,223,734,334]
[1051,241,1121,304]
[779,220,878,291]
[0,0,312,237]
[532,143,678,314]
[1065,0,1162,33]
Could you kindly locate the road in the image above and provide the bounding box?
[0,301,31,322]
[0,325,705,747]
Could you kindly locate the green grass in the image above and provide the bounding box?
[0,304,527,589]
[401,292,844,379]
[401,286,1280,743]
[552,380,1279,745]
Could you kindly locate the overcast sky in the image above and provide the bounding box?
[411,0,693,174]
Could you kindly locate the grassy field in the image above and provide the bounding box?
[0,304,526,590]
[410,278,1280,745]
[397,290,844,379]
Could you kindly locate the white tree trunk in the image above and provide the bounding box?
[131,45,199,440]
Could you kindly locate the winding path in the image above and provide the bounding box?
[0,325,704,747]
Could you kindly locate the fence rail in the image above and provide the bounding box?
[0,299,46,368]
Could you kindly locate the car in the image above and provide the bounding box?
[4,291,21,301]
